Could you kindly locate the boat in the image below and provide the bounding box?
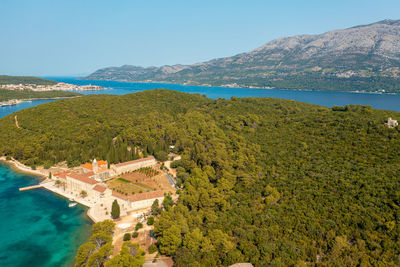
[68,202,77,207]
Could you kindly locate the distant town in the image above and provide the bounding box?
[0,82,104,91]
[0,99,21,107]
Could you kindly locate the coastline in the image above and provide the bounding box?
[0,156,98,222]
[80,78,400,95]
[20,95,82,101]
[0,157,94,267]
[0,156,47,179]
[0,96,82,107]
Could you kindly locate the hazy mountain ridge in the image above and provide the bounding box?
[86,19,400,92]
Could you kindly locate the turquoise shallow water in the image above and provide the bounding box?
[0,163,92,267]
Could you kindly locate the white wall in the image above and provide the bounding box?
[129,196,164,210]
[113,159,156,175]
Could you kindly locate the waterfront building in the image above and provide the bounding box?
[53,170,71,181]
[51,156,163,216]
[66,172,98,195]
[92,184,112,202]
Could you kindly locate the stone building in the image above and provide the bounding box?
[112,190,165,211]
[54,171,112,202]
[112,156,156,175]
[82,159,112,181]
[386,117,398,128]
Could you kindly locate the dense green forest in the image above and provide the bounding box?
[0,90,399,265]
[0,75,56,85]
[0,89,82,101]
[181,73,400,93]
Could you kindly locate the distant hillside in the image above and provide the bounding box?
[86,19,400,93]
[0,75,56,85]
[1,90,399,265]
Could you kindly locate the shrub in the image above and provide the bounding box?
[332,105,348,111]
[170,160,181,168]
[135,222,143,231]
[148,244,157,254]
[80,190,88,198]
[111,199,120,219]
[177,172,189,183]
[132,231,139,238]
[44,162,52,169]
[155,151,168,162]
[123,233,131,241]
[151,199,162,215]
[162,194,174,211]
[147,216,154,225]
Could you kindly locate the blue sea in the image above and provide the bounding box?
[0,163,92,267]
[0,78,399,267]
[54,77,400,112]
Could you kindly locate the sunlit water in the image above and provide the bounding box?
[0,163,92,267]
[53,77,400,112]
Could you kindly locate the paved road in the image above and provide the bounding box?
[166,173,177,188]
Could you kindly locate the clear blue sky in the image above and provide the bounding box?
[0,0,399,76]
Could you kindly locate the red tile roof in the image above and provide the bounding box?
[97,160,107,166]
[67,172,98,185]
[93,184,107,193]
[112,191,129,201]
[112,190,165,202]
[82,160,108,170]
[128,190,164,202]
[82,163,93,170]
[53,170,71,180]
[115,156,155,168]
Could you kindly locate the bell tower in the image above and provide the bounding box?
[93,158,98,173]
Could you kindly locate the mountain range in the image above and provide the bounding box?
[85,19,400,93]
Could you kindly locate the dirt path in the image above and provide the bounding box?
[14,115,20,129]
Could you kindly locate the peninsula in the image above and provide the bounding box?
[0,90,399,266]
[0,75,104,105]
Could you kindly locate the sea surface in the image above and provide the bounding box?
[51,77,400,112]
[0,163,92,267]
[0,81,96,267]
[0,77,399,267]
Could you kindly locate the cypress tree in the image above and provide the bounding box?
[111,199,120,219]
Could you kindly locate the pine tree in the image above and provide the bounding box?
[151,199,161,215]
[111,199,120,219]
